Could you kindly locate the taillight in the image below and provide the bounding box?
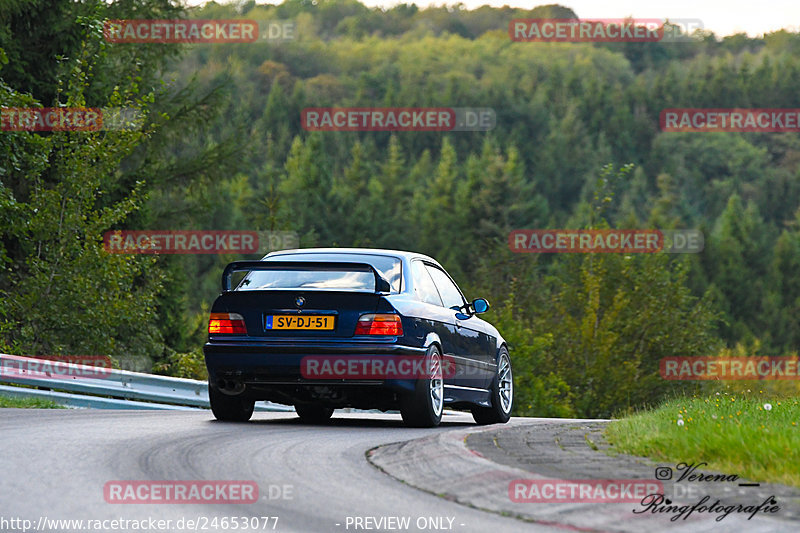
[208,312,247,334]
[354,314,403,336]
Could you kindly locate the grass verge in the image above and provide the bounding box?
[0,394,65,408]
[605,391,800,488]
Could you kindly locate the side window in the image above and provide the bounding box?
[411,261,443,306]
[425,265,465,310]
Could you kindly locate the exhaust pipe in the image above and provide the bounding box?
[216,378,246,395]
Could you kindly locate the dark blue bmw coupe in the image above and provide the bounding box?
[203,248,513,427]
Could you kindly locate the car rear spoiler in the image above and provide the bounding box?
[221,261,393,294]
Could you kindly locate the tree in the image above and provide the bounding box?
[0,20,164,357]
[280,134,334,244]
[703,194,772,345]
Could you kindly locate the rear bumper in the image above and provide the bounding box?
[203,338,427,405]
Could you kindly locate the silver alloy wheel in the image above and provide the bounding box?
[429,351,444,417]
[498,353,513,413]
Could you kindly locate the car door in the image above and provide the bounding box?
[409,260,460,384]
[424,263,494,389]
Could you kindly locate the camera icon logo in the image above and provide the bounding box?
[655,466,673,480]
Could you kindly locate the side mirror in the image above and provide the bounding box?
[471,298,489,314]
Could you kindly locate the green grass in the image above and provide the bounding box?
[605,391,800,488]
[0,395,65,409]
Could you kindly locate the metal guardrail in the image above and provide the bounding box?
[0,353,293,412]
[0,384,203,410]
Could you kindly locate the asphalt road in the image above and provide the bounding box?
[0,409,548,533]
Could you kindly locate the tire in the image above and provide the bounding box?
[209,384,254,422]
[295,404,334,423]
[400,345,444,428]
[472,347,513,425]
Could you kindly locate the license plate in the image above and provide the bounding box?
[265,315,335,330]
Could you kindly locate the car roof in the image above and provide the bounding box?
[263,247,440,265]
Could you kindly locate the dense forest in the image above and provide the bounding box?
[3,0,800,417]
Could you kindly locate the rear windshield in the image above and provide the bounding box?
[236,254,402,293]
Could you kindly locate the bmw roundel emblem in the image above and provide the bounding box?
[295,296,305,307]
